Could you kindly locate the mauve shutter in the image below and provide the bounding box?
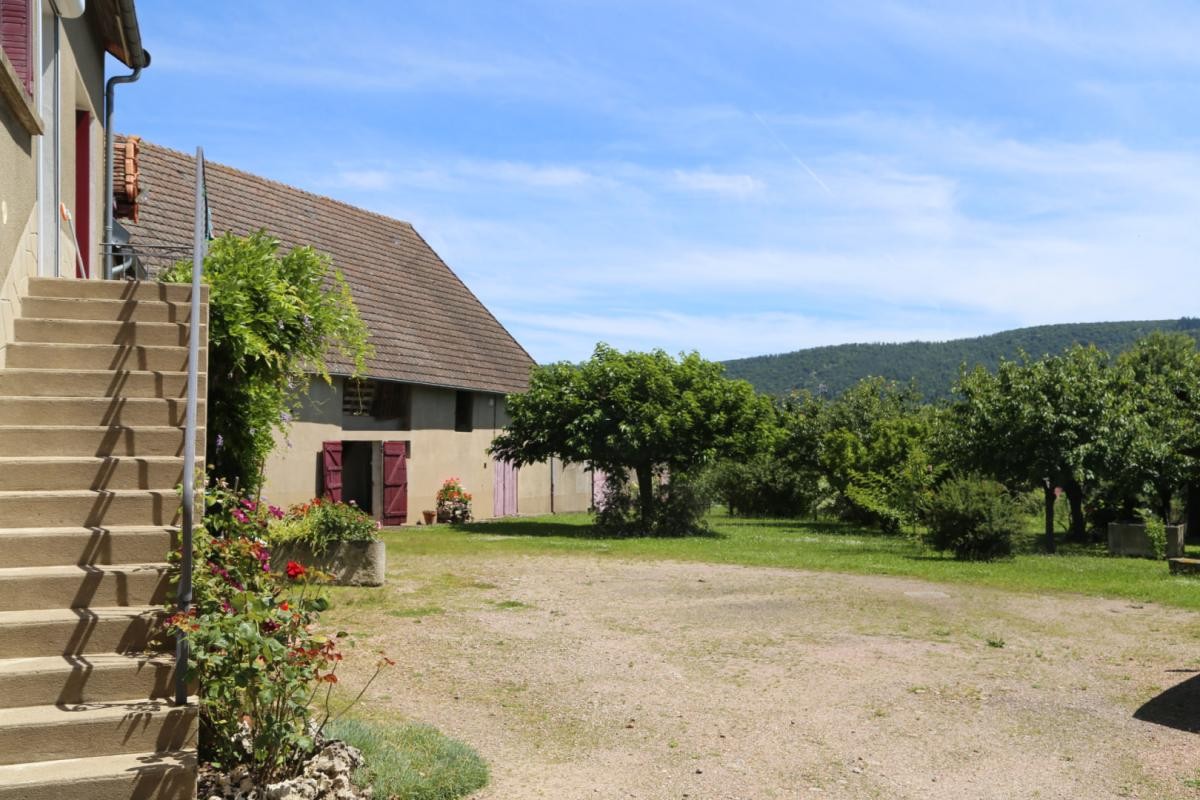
[0,0,33,96]
[322,441,343,502]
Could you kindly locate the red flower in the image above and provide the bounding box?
[279,601,290,611]
[286,561,306,579]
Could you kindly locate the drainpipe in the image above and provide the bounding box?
[103,63,143,279]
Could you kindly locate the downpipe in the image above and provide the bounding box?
[103,63,144,278]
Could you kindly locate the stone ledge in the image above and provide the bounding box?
[1168,558,1200,576]
[271,540,386,587]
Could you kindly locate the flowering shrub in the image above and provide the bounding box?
[269,497,381,554]
[166,477,390,783]
[436,477,472,523]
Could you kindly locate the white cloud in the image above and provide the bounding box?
[672,169,764,197]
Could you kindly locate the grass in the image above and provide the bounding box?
[324,717,488,800]
[388,511,1200,610]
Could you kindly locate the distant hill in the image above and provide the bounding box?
[723,318,1200,400]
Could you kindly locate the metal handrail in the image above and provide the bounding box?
[176,147,206,706]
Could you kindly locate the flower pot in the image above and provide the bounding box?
[422,509,435,525]
[271,540,386,586]
[437,509,452,524]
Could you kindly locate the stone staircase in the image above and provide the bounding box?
[0,278,206,800]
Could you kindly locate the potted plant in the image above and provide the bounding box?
[435,477,472,524]
[268,497,386,585]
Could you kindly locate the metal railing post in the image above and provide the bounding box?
[176,147,206,706]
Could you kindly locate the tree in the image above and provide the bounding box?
[490,344,773,535]
[950,346,1112,551]
[1111,332,1200,523]
[804,377,934,532]
[163,232,370,491]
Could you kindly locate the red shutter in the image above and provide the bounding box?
[74,110,91,277]
[381,441,408,526]
[321,441,343,502]
[0,0,33,96]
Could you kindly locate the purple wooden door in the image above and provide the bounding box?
[382,441,408,526]
[493,458,518,517]
[321,441,343,502]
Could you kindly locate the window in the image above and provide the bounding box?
[342,379,375,416]
[455,390,473,432]
[0,0,33,96]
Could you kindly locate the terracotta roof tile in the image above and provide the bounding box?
[118,137,535,395]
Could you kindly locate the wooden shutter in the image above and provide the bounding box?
[321,441,343,502]
[381,441,408,526]
[0,0,32,96]
[74,111,91,277]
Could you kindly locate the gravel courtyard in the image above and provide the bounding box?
[329,552,1200,800]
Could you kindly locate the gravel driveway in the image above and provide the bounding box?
[329,553,1200,800]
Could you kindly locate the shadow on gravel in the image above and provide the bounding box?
[460,518,724,540]
[1134,671,1200,733]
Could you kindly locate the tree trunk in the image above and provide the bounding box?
[1043,480,1057,554]
[1158,485,1173,526]
[636,465,655,533]
[1063,479,1086,542]
[1187,481,1200,544]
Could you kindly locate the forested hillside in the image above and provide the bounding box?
[724,318,1200,399]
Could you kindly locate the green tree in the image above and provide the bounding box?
[1110,332,1200,522]
[163,232,370,491]
[801,377,934,532]
[490,344,773,535]
[950,346,1112,551]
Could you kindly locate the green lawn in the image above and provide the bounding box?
[383,511,1200,611]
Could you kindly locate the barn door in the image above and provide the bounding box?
[322,441,343,502]
[382,441,408,526]
[493,458,518,517]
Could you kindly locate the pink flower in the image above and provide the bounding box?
[231,508,249,524]
[269,505,285,519]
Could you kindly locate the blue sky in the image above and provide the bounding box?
[122,1,1200,363]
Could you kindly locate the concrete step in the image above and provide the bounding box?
[0,654,176,708]
[0,563,170,612]
[0,369,199,398]
[0,427,202,459]
[15,318,203,347]
[0,698,196,765]
[0,457,189,492]
[6,343,205,372]
[0,527,177,568]
[27,276,207,304]
[0,750,196,800]
[0,607,163,658]
[0,489,180,528]
[19,297,198,324]
[0,397,203,427]
[0,428,196,458]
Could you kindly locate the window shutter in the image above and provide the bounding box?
[381,441,408,526]
[321,441,343,502]
[0,0,33,96]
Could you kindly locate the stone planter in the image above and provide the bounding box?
[1106,522,1186,559]
[272,540,386,586]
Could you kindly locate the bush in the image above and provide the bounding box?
[270,497,381,554]
[923,476,1020,561]
[166,478,391,783]
[162,232,370,492]
[595,470,710,537]
[325,718,488,800]
[702,457,819,518]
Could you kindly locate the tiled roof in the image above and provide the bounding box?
[118,137,535,395]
